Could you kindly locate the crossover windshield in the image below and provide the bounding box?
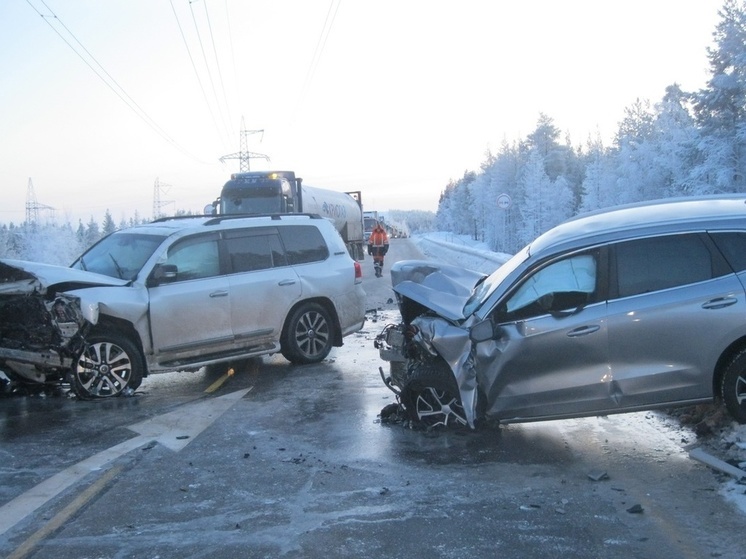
[462,246,529,316]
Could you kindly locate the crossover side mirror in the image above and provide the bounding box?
[470,319,495,343]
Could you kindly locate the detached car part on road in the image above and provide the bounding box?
[0,214,366,399]
[376,196,746,428]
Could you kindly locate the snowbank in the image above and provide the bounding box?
[411,232,512,275]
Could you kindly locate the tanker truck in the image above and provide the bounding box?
[206,170,365,261]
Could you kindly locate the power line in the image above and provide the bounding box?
[169,0,228,150]
[202,0,234,137]
[188,0,232,143]
[223,0,241,105]
[27,0,205,163]
[292,0,342,122]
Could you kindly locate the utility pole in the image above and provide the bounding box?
[25,178,55,224]
[153,177,174,218]
[220,117,270,171]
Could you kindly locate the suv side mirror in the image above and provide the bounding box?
[470,319,495,343]
[148,264,178,287]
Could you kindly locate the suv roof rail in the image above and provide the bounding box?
[203,213,323,226]
[149,213,323,226]
[150,214,214,223]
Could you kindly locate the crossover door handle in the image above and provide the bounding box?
[566,325,600,337]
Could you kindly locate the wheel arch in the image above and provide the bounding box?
[91,315,149,377]
[282,297,343,347]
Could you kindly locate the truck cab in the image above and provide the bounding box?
[218,171,300,214]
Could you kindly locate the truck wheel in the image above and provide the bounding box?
[403,359,468,428]
[72,329,143,399]
[281,303,333,364]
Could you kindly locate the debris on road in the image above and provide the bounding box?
[587,470,609,481]
[689,447,746,480]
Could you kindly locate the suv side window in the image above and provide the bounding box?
[709,232,746,273]
[164,234,220,282]
[501,251,598,321]
[612,234,716,298]
[279,225,329,265]
[225,232,287,273]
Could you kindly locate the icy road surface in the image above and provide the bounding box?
[0,237,744,559]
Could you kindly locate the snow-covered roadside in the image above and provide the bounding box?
[707,424,746,512]
[413,232,746,514]
[410,232,511,275]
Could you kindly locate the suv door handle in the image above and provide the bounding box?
[702,297,738,310]
[209,290,229,298]
[278,279,297,286]
[566,325,600,337]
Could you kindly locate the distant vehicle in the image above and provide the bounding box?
[0,214,366,399]
[208,171,365,261]
[375,196,746,428]
[363,210,380,243]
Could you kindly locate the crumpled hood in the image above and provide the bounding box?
[0,259,129,295]
[390,260,487,322]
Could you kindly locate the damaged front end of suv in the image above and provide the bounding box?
[375,260,490,428]
[0,260,127,398]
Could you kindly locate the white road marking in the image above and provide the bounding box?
[0,388,252,537]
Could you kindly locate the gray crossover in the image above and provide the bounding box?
[376,196,746,427]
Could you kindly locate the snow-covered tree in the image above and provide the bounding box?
[102,210,117,236]
[693,0,746,192]
[652,84,700,196]
[612,98,660,204]
[515,149,573,246]
[580,137,616,212]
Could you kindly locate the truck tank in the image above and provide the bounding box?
[301,185,364,260]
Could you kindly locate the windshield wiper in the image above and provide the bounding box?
[109,254,124,279]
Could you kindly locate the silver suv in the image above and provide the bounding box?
[376,196,746,428]
[0,214,366,399]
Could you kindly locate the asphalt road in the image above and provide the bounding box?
[1,238,744,559]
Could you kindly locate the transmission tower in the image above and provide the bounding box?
[153,177,174,218]
[220,117,270,171]
[25,178,55,224]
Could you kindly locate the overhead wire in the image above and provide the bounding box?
[292,0,342,123]
[224,0,241,106]
[202,0,234,137]
[169,0,230,150]
[188,0,232,145]
[26,0,207,164]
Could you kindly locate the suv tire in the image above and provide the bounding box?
[281,302,334,364]
[72,329,144,399]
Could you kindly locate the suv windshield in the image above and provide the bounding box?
[71,231,167,280]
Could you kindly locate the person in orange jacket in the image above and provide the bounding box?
[367,222,389,277]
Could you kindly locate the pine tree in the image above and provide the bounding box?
[102,209,116,236]
[693,0,746,192]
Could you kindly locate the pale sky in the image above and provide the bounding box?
[0,0,721,226]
